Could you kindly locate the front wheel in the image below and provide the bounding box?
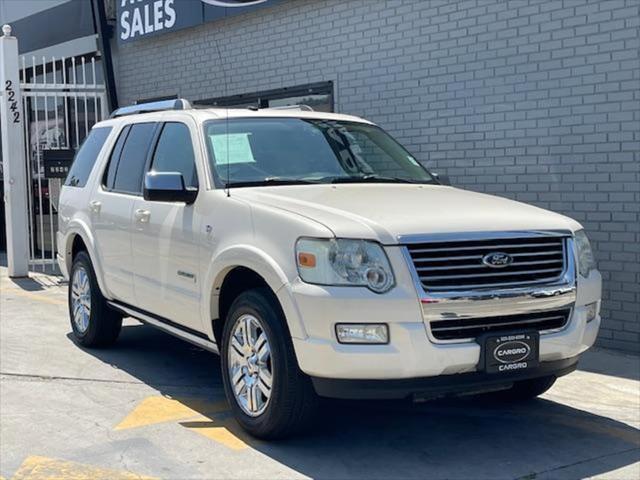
[220,288,318,439]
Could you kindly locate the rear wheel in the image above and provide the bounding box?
[68,251,122,347]
[220,288,318,439]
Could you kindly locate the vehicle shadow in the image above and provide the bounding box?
[79,322,640,480]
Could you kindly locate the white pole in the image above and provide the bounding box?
[1,25,29,277]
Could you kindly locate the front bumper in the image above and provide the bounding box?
[283,246,602,386]
[312,356,579,399]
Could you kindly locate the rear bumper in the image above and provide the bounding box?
[311,356,579,400]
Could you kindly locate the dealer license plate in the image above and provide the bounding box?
[485,332,539,374]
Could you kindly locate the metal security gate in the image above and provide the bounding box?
[19,54,107,271]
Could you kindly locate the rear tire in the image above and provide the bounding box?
[220,288,318,439]
[68,251,122,348]
[490,375,556,402]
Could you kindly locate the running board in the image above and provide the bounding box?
[107,301,219,354]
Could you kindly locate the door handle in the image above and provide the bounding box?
[134,209,151,223]
[88,200,101,213]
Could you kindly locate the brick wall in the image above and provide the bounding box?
[114,0,640,353]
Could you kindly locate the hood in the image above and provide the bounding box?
[232,184,580,244]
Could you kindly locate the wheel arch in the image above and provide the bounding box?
[63,222,109,297]
[204,245,307,345]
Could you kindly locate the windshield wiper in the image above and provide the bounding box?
[225,178,318,188]
[327,175,425,184]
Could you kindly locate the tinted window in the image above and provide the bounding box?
[112,123,156,194]
[151,123,198,188]
[103,125,130,190]
[64,127,112,187]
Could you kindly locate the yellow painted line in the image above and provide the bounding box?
[0,287,66,306]
[180,418,249,450]
[115,395,248,450]
[114,396,202,430]
[10,455,156,480]
[183,421,250,450]
[114,396,227,430]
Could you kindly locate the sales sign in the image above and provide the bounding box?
[118,0,281,43]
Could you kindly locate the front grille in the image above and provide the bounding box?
[430,309,571,341]
[406,235,567,291]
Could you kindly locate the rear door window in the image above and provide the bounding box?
[150,123,198,189]
[103,125,130,190]
[64,126,112,187]
[111,123,157,195]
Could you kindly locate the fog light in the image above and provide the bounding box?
[586,302,598,323]
[336,324,389,344]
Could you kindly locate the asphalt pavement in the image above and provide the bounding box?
[1,262,639,480]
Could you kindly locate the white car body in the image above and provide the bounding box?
[57,105,601,401]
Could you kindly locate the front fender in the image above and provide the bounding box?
[63,219,109,298]
[202,244,307,341]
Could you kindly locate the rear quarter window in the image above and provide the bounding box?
[64,127,113,187]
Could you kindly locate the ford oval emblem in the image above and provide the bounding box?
[493,341,531,364]
[482,252,513,268]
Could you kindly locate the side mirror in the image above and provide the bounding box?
[432,172,451,186]
[144,171,198,204]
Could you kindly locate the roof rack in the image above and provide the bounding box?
[110,99,192,118]
[267,105,314,112]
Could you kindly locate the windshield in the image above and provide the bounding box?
[203,118,437,187]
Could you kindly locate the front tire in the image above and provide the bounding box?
[68,251,122,348]
[220,288,318,439]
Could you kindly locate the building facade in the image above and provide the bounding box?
[0,0,108,263]
[94,0,640,353]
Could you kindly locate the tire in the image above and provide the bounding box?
[68,251,122,348]
[220,288,319,439]
[490,375,557,402]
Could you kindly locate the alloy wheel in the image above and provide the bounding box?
[227,313,273,417]
[71,266,91,333]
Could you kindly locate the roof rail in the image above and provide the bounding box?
[267,104,314,112]
[110,99,192,118]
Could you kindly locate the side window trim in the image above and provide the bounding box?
[147,121,200,190]
[102,124,131,191]
[143,122,165,182]
[141,123,164,189]
[102,122,159,196]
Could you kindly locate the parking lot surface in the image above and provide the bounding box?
[1,263,639,480]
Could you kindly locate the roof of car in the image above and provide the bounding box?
[93,106,375,129]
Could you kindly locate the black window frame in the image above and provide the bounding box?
[148,121,200,190]
[102,124,130,191]
[101,122,160,196]
[194,81,334,112]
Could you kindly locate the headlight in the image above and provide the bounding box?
[296,238,395,293]
[574,229,596,277]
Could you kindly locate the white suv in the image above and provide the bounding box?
[57,100,602,438]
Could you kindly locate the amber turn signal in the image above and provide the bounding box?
[297,252,317,268]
